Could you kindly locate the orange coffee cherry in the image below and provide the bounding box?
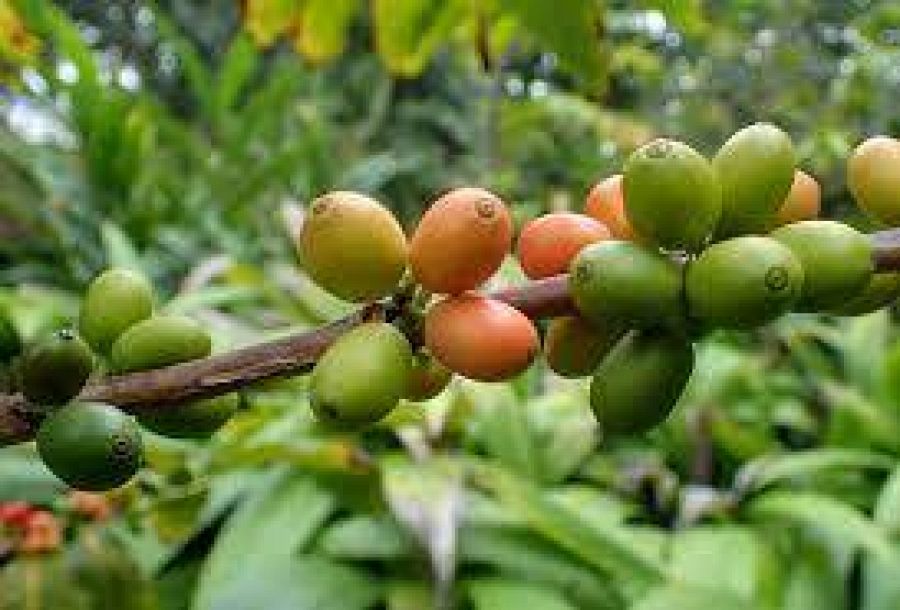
[410,188,512,294]
[517,212,610,279]
[585,174,637,240]
[773,170,821,226]
[424,293,538,382]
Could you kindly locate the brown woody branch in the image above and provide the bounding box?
[2,229,900,445]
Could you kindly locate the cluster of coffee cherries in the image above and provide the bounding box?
[2,269,236,491]
[298,126,900,436]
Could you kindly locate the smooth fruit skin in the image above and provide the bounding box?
[544,316,625,378]
[79,268,154,354]
[568,241,684,329]
[299,191,408,302]
[410,188,512,294]
[110,315,211,373]
[37,402,142,491]
[770,220,873,312]
[590,331,694,437]
[713,123,796,237]
[310,322,412,427]
[516,212,610,279]
[20,329,94,407]
[686,236,804,329]
[773,170,821,227]
[829,273,900,316]
[137,393,240,439]
[623,138,721,251]
[848,136,900,226]
[405,351,453,401]
[424,294,539,382]
[585,175,637,240]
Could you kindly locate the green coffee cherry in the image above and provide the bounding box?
[686,236,803,329]
[623,138,721,251]
[310,322,412,428]
[713,123,796,237]
[137,393,240,439]
[590,331,694,437]
[80,268,154,353]
[110,315,211,373]
[37,402,143,491]
[20,329,94,407]
[569,241,684,330]
[770,220,873,312]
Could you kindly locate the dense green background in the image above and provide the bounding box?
[1,1,900,609]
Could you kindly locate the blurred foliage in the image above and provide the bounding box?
[0,1,899,609]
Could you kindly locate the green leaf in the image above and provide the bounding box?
[373,0,470,76]
[459,525,625,609]
[784,544,845,610]
[746,491,893,560]
[471,463,665,598]
[214,33,261,122]
[862,466,900,610]
[499,0,606,89]
[735,449,894,493]
[669,526,780,608]
[201,554,379,610]
[100,222,144,274]
[0,445,66,503]
[193,469,336,610]
[386,581,434,610]
[630,584,754,610]
[465,578,578,610]
[319,515,415,561]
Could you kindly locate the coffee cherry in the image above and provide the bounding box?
[137,392,240,439]
[686,236,803,329]
[410,188,512,294]
[37,402,143,491]
[517,212,610,279]
[405,351,453,401]
[569,241,684,330]
[713,123,796,237]
[310,322,412,428]
[110,315,211,373]
[298,191,408,302]
[591,331,694,437]
[848,136,900,226]
[20,329,94,407]
[770,220,873,312]
[79,268,154,353]
[544,316,625,378]
[425,294,538,382]
[773,170,821,227]
[624,138,721,251]
[585,174,637,240]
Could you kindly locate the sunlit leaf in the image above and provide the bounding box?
[373,0,470,76]
[735,449,894,493]
[465,578,578,610]
[193,469,336,609]
[291,0,360,63]
[630,584,754,610]
[240,0,299,47]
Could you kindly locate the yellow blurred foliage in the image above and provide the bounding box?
[0,0,40,64]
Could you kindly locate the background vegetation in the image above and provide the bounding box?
[1,1,900,609]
